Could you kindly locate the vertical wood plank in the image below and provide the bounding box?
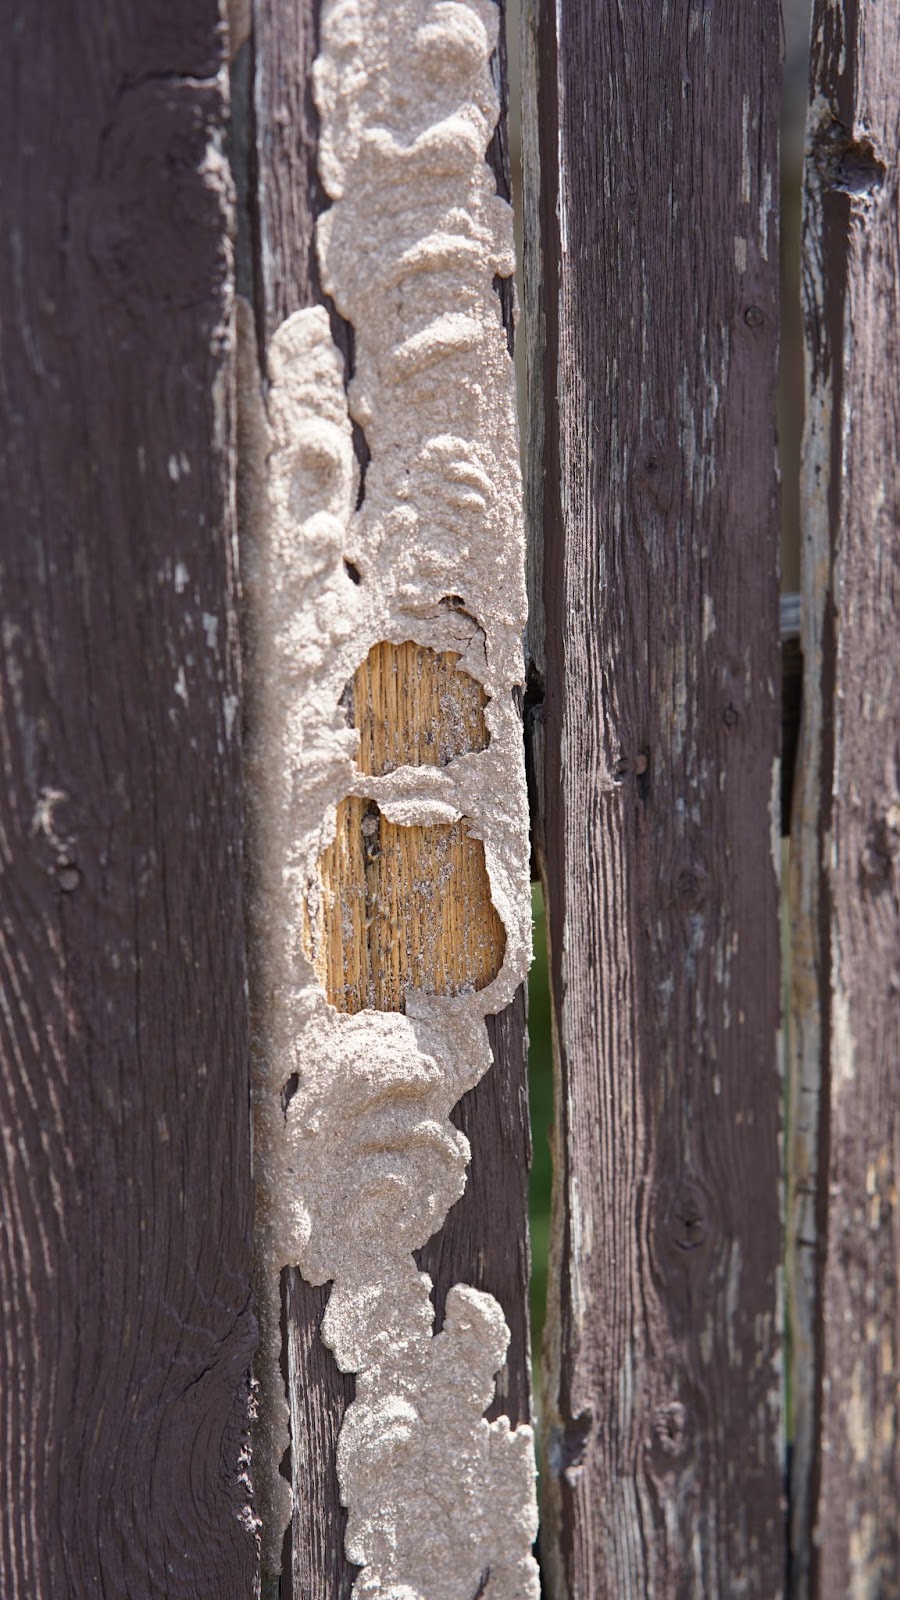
[791,5,900,1595]
[0,6,257,1597]
[250,6,357,1591]
[247,1,532,1589]
[414,0,535,1451]
[523,3,785,1593]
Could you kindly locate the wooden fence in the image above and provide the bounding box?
[1,0,897,1596]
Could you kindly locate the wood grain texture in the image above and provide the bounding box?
[791,5,900,1595]
[307,643,504,1013]
[283,1271,356,1600]
[0,6,257,1597]
[249,2,531,1590]
[252,0,320,347]
[522,3,785,1594]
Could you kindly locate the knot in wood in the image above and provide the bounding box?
[546,1410,593,1482]
[861,801,900,885]
[668,1184,709,1253]
[57,861,81,893]
[675,865,705,905]
[651,1400,688,1459]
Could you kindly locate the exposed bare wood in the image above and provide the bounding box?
[312,800,505,1013]
[307,643,504,1013]
[354,641,490,776]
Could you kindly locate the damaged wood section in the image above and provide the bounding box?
[0,3,257,1595]
[308,642,505,1013]
[246,1,534,1592]
[790,4,900,1595]
[522,1,785,1592]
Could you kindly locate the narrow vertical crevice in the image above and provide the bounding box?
[777,8,812,1596]
[229,40,255,305]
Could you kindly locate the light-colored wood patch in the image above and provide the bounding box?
[309,641,504,1012]
[352,638,489,776]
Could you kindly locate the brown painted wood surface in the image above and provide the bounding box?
[791,5,900,1596]
[0,6,258,1597]
[522,3,785,1593]
[249,2,532,1591]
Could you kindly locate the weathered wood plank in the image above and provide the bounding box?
[248,7,356,1590]
[522,3,785,1592]
[790,5,900,1595]
[247,1,532,1590]
[418,0,535,1453]
[0,7,257,1596]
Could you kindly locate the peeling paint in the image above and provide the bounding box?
[242,2,538,1592]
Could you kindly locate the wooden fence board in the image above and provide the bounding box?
[791,4,900,1595]
[249,7,357,1591]
[247,3,532,1591]
[523,3,785,1593]
[0,6,257,1596]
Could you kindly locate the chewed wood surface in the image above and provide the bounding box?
[0,3,257,1595]
[309,642,505,1013]
[313,799,505,1012]
[354,639,490,774]
[524,0,785,1592]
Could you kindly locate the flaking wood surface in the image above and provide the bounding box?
[791,6,900,1596]
[523,2,784,1593]
[0,5,258,1595]
[250,3,531,1591]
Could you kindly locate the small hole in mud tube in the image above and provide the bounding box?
[281,1073,300,1116]
[338,678,355,726]
[343,558,362,584]
[439,594,483,633]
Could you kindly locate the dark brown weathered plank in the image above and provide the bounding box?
[0,7,257,1597]
[247,3,532,1591]
[415,4,532,1443]
[251,0,320,347]
[417,994,533,1433]
[249,6,356,1592]
[790,5,900,1595]
[522,3,785,1593]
